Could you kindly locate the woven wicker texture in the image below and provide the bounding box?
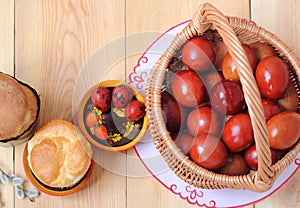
[145,2,300,192]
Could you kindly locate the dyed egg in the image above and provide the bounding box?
[125,100,146,121]
[91,87,111,112]
[112,85,134,108]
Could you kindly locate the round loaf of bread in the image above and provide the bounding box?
[0,72,39,144]
[27,119,93,189]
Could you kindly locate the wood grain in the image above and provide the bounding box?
[14,0,126,208]
[0,0,297,207]
[0,0,14,207]
[126,0,250,35]
[251,1,300,207]
[15,0,126,124]
[125,1,253,208]
[0,0,14,72]
[255,173,300,208]
[251,0,300,55]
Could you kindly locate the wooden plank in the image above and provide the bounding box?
[14,0,126,207]
[251,0,300,55]
[126,0,250,35]
[251,0,300,207]
[125,1,253,208]
[0,0,15,208]
[254,172,300,208]
[0,0,14,72]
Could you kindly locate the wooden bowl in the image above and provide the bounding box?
[23,142,94,196]
[78,80,148,152]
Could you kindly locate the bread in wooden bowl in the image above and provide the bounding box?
[27,119,93,191]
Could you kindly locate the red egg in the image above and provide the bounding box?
[172,69,206,107]
[112,85,133,108]
[278,83,299,112]
[187,107,224,137]
[261,99,281,121]
[250,42,276,62]
[267,111,300,150]
[91,87,111,112]
[217,153,250,175]
[222,44,257,81]
[182,37,215,71]
[161,91,182,133]
[174,133,194,155]
[244,144,282,171]
[222,113,254,152]
[189,133,228,170]
[255,56,289,99]
[124,100,146,122]
[212,40,228,71]
[203,71,224,92]
[210,80,245,115]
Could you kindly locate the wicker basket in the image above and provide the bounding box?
[145,3,300,192]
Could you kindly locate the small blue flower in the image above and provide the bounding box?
[0,174,8,184]
[12,177,24,187]
[27,189,39,198]
[17,188,25,199]
[0,168,39,202]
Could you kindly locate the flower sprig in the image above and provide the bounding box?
[0,168,39,202]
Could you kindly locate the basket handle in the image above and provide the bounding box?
[192,3,274,189]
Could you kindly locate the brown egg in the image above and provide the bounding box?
[222,44,257,81]
[216,153,249,175]
[278,83,299,112]
[174,133,194,155]
[250,42,277,61]
[203,71,224,92]
[212,40,228,71]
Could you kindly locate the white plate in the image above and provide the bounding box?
[129,20,300,208]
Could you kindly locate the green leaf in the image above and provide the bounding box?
[113,107,125,118]
[123,121,134,137]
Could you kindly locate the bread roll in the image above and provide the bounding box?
[0,72,39,142]
[27,119,92,189]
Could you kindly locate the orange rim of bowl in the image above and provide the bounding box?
[23,142,94,196]
[77,80,148,152]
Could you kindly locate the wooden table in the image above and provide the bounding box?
[0,0,299,207]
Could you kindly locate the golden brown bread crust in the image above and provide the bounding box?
[27,119,92,188]
[0,73,38,141]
